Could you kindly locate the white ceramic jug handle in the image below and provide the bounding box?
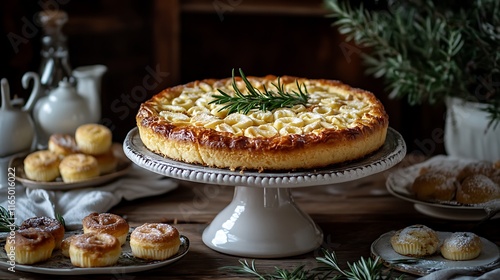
[1,78,11,110]
[22,72,41,112]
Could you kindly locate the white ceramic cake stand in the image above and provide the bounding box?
[123,127,406,258]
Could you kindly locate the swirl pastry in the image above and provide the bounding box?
[82,212,129,246]
[5,228,55,264]
[130,223,181,260]
[69,233,121,267]
[20,216,65,249]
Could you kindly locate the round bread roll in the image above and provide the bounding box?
[456,174,500,204]
[75,124,112,155]
[82,212,129,246]
[23,150,61,182]
[59,154,100,183]
[390,224,439,257]
[20,216,65,249]
[411,171,458,202]
[48,134,80,156]
[457,161,496,182]
[441,232,482,261]
[93,148,118,174]
[69,233,121,267]
[130,223,181,260]
[5,228,55,264]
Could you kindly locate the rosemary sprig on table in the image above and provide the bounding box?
[221,248,405,280]
[0,205,17,232]
[209,68,309,114]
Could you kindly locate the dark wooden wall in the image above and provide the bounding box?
[1,0,446,155]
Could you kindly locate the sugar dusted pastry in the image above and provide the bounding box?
[23,150,61,182]
[456,174,500,204]
[82,212,129,246]
[75,123,112,155]
[48,133,80,156]
[20,216,65,249]
[5,228,55,264]
[69,233,121,267]
[390,224,439,257]
[441,232,482,261]
[411,171,458,202]
[130,223,181,260]
[59,153,100,182]
[136,72,388,171]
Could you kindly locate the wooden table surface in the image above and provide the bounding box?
[1,155,499,280]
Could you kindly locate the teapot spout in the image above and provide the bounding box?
[72,64,107,123]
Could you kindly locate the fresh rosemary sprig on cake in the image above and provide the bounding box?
[0,205,17,232]
[221,248,405,280]
[210,68,309,114]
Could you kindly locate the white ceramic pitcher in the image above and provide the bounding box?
[0,73,40,157]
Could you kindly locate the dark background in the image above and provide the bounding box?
[1,0,446,156]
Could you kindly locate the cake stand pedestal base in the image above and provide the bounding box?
[202,186,323,258]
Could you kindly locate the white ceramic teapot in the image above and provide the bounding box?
[33,64,107,145]
[34,79,93,138]
[0,72,40,157]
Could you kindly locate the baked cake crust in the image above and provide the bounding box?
[136,75,389,171]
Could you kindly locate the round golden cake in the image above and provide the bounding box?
[136,73,389,171]
[130,223,181,260]
[441,232,482,261]
[59,154,100,183]
[390,224,440,257]
[23,150,61,182]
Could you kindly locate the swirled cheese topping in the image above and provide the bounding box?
[149,78,381,138]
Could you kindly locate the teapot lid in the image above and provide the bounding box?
[50,78,80,98]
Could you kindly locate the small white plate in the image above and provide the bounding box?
[0,231,189,275]
[9,146,133,191]
[371,231,500,276]
[386,155,499,221]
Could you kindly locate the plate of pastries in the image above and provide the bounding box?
[0,212,189,275]
[371,224,500,276]
[10,123,132,190]
[386,155,500,220]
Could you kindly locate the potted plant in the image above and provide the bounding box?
[324,0,500,161]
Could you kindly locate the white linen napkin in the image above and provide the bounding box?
[0,163,178,230]
[417,267,500,280]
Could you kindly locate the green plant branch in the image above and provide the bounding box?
[324,0,500,127]
[221,248,405,280]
